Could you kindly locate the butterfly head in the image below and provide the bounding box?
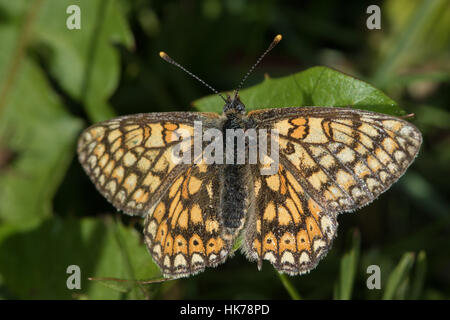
[223,94,246,115]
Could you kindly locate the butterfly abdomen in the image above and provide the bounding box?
[221,164,248,229]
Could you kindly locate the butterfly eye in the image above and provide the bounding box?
[236,103,245,113]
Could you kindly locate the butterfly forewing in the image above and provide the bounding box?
[77,112,219,216]
[250,107,422,211]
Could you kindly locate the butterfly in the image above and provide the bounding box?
[77,35,422,279]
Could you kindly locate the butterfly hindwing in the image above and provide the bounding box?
[244,164,337,274]
[143,163,233,278]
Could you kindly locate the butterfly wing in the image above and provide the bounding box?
[244,163,338,274]
[144,163,233,278]
[77,112,218,216]
[77,111,233,278]
[244,107,422,274]
[249,107,422,212]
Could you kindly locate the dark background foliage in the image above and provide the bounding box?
[0,0,448,299]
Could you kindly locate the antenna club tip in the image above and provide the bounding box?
[159,51,168,59]
[274,34,282,42]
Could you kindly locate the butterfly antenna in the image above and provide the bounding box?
[159,51,227,102]
[234,34,282,99]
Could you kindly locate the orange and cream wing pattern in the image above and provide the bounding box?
[250,107,422,213]
[78,105,422,277]
[77,112,218,217]
[244,164,337,274]
[245,106,422,274]
[143,163,232,278]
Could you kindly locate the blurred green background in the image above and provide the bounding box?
[0,0,449,300]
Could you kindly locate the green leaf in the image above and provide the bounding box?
[409,251,427,299]
[0,217,161,299]
[33,0,134,122]
[0,0,134,123]
[383,252,415,300]
[0,23,83,226]
[333,229,361,300]
[232,234,244,252]
[0,0,133,226]
[193,66,405,116]
[372,0,448,87]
